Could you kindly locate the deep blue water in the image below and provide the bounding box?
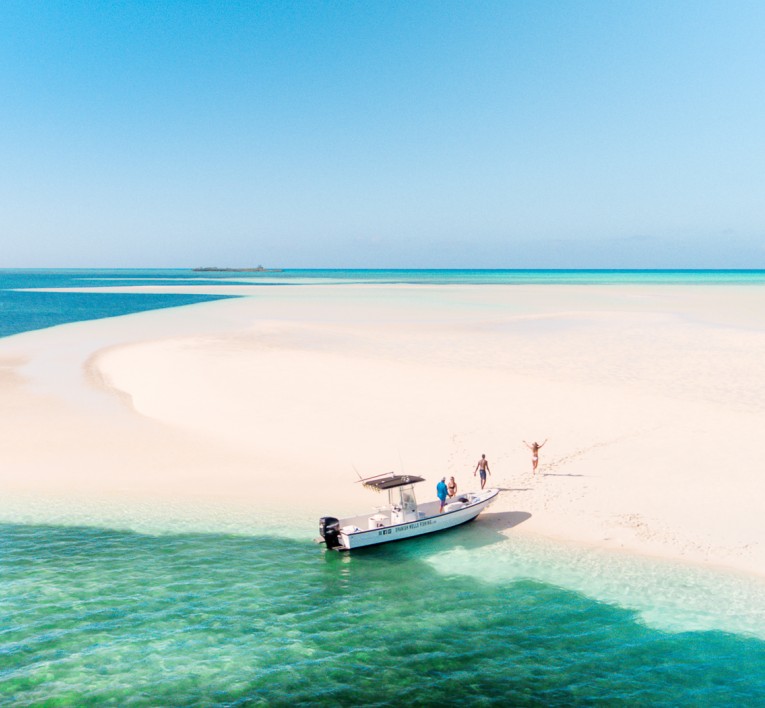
[0,269,239,339]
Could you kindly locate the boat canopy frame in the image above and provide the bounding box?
[360,473,426,491]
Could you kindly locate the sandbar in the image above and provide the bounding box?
[1,283,765,579]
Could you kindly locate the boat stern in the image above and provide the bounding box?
[318,516,344,550]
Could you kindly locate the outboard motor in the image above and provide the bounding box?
[319,517,342,550]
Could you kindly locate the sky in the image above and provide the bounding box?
[1,0,764,268]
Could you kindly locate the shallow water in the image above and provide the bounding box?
[2,522,765,706]
[429,529,765,640]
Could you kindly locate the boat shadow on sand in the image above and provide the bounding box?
[480,509,532,531]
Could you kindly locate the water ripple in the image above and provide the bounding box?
[2,523,765,706]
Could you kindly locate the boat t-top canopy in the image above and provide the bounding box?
[360,473,426,491]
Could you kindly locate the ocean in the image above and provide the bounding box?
[5,266,765,337]
[2,269,765,706]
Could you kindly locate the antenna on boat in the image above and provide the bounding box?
[351,464,364,482]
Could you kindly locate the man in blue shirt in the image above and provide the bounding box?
[437,477,448,512]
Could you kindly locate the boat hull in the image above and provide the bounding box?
[336,488,499,550]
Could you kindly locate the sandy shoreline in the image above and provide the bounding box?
[2,283,765,579]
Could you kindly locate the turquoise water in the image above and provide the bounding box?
[267,268,765,285]
[2,523,765,706]
[4,267,765,338]
[4,269,765,704]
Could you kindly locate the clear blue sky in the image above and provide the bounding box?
[2,1,764,268]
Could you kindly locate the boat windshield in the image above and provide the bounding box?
[389,485,418,511]
[401,488,417,513]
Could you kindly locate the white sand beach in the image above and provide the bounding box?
[2,284,765,577]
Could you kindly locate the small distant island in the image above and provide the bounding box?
[192,266,284,273]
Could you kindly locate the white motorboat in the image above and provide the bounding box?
[318,472,499,551]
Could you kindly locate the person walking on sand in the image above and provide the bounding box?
[524,439,547,473]
[437,477,448,512]
[473,454,490,490]
[447,476,458,498]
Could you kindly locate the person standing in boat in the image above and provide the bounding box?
[474,454,491,489]
[437,477,448,512]
[447,476,458,498]
[523,439,547,473]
